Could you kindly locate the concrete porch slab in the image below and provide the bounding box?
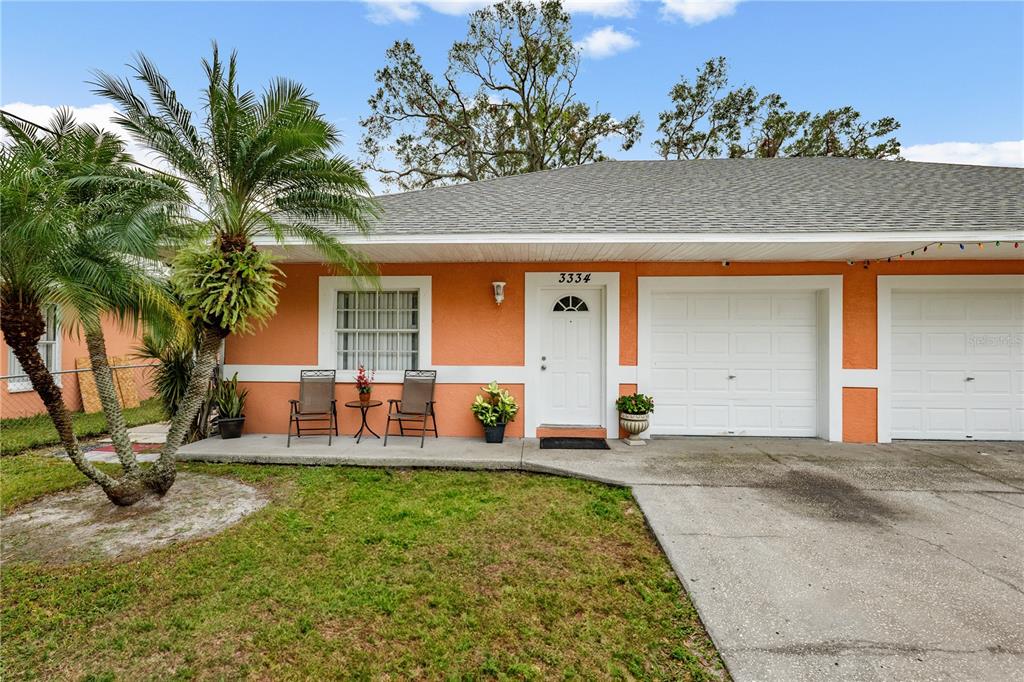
[177,433,525,470]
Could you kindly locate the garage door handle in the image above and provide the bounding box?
[728,375,737,380]
[965,376,975,381]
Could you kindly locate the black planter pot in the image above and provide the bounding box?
[483,422,507,444]
[218,416,245,439]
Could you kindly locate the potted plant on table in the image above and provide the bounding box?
[354,364,375,404]
[471,381,519,443]
[616,392,654,446]
[214,373,248,439]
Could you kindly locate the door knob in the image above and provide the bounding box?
[728,374,737,380]
[541,365,547,371]
[965,376,975,381]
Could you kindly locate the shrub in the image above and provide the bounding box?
[471,381,519,427]
[212,373,248,419]
[615,393,654,415]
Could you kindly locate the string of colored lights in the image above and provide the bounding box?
[847,239,1021,268]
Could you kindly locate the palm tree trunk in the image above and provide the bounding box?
[145,325,222,495]
[82,315,141,476]
[0,298,146,505]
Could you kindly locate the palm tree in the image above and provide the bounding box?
[1,109,186,504]
[93,45,379,493]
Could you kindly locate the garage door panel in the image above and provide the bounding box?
[734,332,771,355]
[692,332,730,356]
[776,331,816,355]
[733,404,772,432]
[652,332,686,358]
[733,369,772,394]
[927,408,967,434]
[971,371,1013,395]
[776,369,817,394]
[923,295,968,320]
[968,293,1018,320]
[893,370,922,393]
[776,405,817,433]
[692,296,730,320]
[973,409,1014,437]
[893,295,922,321]
[647,290,819,437]
[892,407,923,435]
[926,333,967,356]
[926,371,967,393]
[893,333,923,356]
[773,295,817,322]
[892,290,1023,440]
[732,296,772,320]
[693,405,729,429]
[652,293,688,323]
[691,369,730,392]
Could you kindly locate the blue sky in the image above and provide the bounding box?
[3,1,1022,188]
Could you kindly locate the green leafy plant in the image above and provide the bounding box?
[213,373,248,419]
[171,244,282,336]
[471,381,519,427]
[615,393,654,415]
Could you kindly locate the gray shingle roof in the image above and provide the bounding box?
[329,158,1024,236]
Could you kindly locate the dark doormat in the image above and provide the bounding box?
[539,437,610,450]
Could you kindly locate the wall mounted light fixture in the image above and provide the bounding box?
[492,281,507,305]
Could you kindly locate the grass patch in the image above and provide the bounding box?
[1,455,726,680]
[0,398,164,456]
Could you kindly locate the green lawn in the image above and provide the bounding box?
[1,455,726,680]
[0,398,164,456]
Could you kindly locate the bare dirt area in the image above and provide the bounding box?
[1,472,268,564]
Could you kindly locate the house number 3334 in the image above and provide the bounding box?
[558,272,591,283]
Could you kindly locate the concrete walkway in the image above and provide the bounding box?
[178,434,1024,681]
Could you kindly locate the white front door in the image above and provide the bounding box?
[539,289,604,426]
[891,290,1023,440]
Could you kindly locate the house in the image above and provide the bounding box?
[226,158,1024,443]
[1,313,155,419]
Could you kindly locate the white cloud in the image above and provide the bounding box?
[660,0,739,25]
[901,140,1024,168]
[577,25,638,59]
[1,102,168,170]
[364,0,636,24]
[563,1,635,17]
[365,1,421,24]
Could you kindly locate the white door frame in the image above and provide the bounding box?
[637,275,844,441]
[525,272,620,438]
[877,274,1024,443]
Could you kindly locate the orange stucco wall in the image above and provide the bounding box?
[226,259,1023,441]
[1,314,154,419]
[843,387,878,443]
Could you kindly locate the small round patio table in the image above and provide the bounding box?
[344,400,383,443]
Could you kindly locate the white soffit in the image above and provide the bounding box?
[260,234,1024,263]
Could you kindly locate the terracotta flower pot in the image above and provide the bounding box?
[359,392,371,404]
[619,412,649,446]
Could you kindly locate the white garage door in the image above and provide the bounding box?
[646,291,819,437]
[891,290,1024,440]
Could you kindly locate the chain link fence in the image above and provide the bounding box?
[1,364,166,455]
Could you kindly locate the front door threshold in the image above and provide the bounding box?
[536,425,608,439]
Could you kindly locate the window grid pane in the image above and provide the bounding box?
[336,290,419,372]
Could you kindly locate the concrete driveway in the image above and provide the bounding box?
[526,438,1024,681]
[181,434,1023,680]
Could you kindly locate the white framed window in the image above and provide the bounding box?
[6,305,60,392]
[336,290,420,371]
[318,276,432,382]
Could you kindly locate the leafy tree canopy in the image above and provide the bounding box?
[655,57,901,160]
[360,0,643,190]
